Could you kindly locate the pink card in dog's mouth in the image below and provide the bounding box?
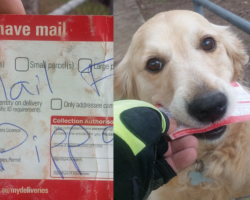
[156,82,250,140]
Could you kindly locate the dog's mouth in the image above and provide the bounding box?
[156,104,227,140]
[193,125,227,140]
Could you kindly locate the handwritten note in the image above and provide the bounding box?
[0,15,113,199]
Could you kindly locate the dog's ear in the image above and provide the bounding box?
[214,25,249,81]
[114,50,138,100]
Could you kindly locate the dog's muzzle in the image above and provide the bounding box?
[187,91,228,140]
[188,92,227,123]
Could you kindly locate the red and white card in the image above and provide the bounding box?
[157,82,250,140]
[0,15,113,199]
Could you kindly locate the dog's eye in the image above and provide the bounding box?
[146,58,163,72]
[201,37,216,51]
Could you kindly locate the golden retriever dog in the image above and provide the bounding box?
[114,10,250,200]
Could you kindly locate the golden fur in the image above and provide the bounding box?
[115,10,250,200]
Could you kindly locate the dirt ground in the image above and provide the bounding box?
[39,0,110,15]
[115,0,250,86]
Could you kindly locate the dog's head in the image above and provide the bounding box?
[115,10,249,141]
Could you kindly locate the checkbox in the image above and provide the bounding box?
[78,58,92,73]
[15,57,29,72]
[51,99,62,110]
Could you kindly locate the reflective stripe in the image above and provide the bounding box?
[114,100,166,155]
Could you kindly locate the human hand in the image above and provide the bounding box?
[0,0,25,14]
[164,120,198,172]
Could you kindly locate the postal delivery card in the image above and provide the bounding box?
[0,15,113,199]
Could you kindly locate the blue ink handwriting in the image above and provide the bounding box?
[80,58,113,96]
[33,135,40,163]
[102,126,113,144]
[50,125,90,179]
[50,125,113,179]
[0,123,28,170]
[0,60,53,101]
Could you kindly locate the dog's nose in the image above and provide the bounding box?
[188,92,227,123]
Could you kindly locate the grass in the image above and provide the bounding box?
[39,0,110,15]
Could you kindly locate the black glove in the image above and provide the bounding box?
[114,100,176,200]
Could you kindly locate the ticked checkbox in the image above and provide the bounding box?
[78,58,92,73]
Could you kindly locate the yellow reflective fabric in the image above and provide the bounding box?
[114,100,166,156]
